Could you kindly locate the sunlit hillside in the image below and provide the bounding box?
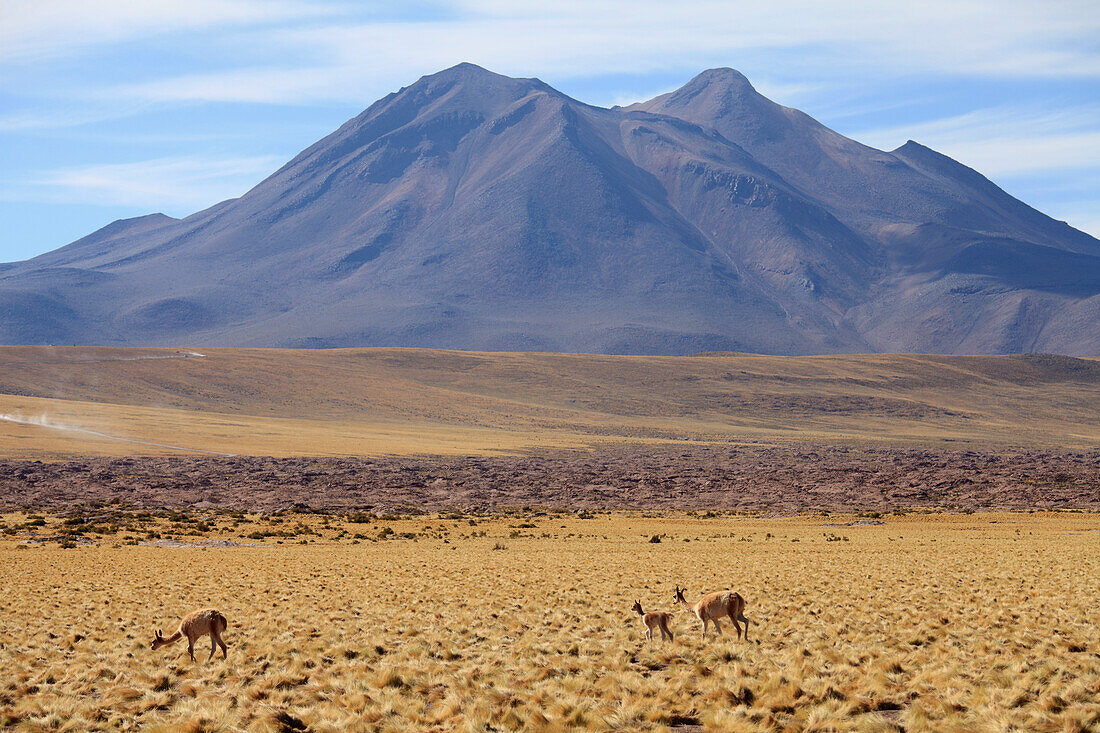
[1,347,1098,458]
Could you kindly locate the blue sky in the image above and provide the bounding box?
[2,0,1098,262]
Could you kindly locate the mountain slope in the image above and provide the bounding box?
[2,63,1097,355]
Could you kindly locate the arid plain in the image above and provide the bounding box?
[1,346,1098,731]
[1,346,1100,457]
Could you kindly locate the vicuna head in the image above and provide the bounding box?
[674,586,687,604]
[631,600,643,615]
[151,629,168,650]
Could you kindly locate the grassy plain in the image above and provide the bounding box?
[2,347,1097,731]
[1,510,1097,731]
[1,347,1099,458]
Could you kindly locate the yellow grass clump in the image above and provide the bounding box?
[0,510,1096,731]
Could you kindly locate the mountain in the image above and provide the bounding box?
[3,63,1098,355]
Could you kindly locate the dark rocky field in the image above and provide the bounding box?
[2,444,1097,513]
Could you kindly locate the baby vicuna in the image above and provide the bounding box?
[151,609,228,661]
[632,600,674,642]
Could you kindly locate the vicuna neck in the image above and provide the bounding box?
[156,631,183,647]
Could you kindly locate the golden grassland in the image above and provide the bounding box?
[1,346,1099,458]
[1,510,1097,731]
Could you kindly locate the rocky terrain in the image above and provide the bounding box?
[3,444,1097,512]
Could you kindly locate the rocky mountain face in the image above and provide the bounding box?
[3,63,1097,355]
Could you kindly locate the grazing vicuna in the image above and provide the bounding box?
[632,600,674,642]
[674,586,751,641]
[151,609,228,661]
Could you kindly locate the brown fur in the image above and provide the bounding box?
[632,600,674,642]
[674,585,751,641]
[151,608,228,661]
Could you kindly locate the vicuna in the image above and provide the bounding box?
[151,609,228,661]
[674,585,751,641]
[631,600,674,642]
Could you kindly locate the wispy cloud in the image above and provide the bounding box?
[109,67,348,106]
[0,0,333,62]
[74,0,1098,109]
[4,156,283,209]
[60,0,1091,110]
[0,101,158,133]
[853,104,1100,177]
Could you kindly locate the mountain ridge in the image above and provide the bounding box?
[3,63,1098,355]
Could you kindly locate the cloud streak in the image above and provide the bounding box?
[0,0,333,62]
[95,0,1100,107]
[854,104,1100,177]
[4,155,283,210]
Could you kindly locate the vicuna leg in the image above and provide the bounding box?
[209,633,218,661]
[187,639,195,661]
[216,632,228,658]
[700,618,708,639]
[739,613,751,642]
[645,627,652,643]
[712,618,723,635]
[730,611,742,640]
[661,621,673,641]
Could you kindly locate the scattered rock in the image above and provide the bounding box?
[824,520,886,527]
[140,539,261,548]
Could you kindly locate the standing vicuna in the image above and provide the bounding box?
[631,600,674,642]
[151,609,228,661]
[674,586,751,641]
